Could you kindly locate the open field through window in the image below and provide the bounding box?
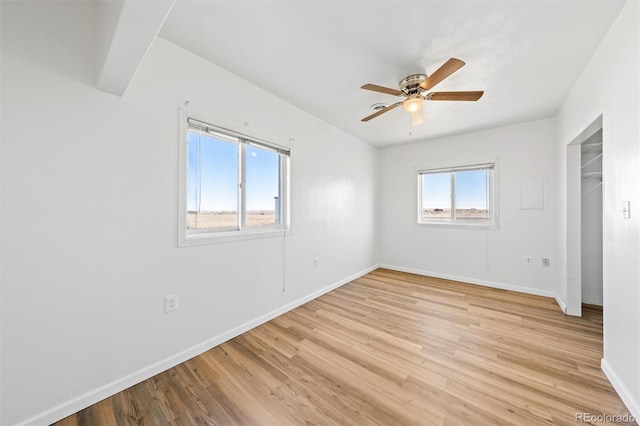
[183,118,289,241]
[418,163,495,227]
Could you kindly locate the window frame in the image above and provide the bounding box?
[416,162,498,229]
[178,113,291,247]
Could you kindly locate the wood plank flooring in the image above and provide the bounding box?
[55,269,635,425]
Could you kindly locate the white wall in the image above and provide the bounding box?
[379,118,559,296]
[0,2,377,425]
[555,0,639,418]
[0,0,4,417]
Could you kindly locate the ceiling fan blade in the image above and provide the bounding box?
[426,91,484,101]
[419,58,465,90]
[361,84,404,96]
[361,102,402,122]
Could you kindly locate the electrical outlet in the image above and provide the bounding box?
[525,256,532,265]
[313,257,319,268]
[542,258,550,267]
[165,294,178,313]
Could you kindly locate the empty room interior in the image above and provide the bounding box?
[1,0,639,425]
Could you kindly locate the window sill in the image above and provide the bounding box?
[179,227,292,247]
[417,221,499,231]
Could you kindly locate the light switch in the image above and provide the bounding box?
[623,201,631,219]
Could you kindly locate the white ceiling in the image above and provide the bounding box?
[159,0,625,148]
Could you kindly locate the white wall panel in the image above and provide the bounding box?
[379,119,559,296]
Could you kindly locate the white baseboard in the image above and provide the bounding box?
[379,264,556,298]
[555,294,568,314]
[601,358,640,421]
[18,264,380,426]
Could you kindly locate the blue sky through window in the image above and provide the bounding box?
[423,173,451,209]
[187,131,238,212]
[187,130,280,213]
[246,145,279,212]
[422,170,488,210]
[455,170,488,209]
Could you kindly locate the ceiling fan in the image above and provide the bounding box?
[360,58,484,126]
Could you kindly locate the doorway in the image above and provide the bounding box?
[566,115,604,316]
[580,130,603,307]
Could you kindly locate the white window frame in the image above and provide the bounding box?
[178,113,291,246]
[417,162,498,229]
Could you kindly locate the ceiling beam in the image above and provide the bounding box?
[97,0,175,97]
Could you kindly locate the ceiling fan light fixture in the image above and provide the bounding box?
[410,108,424,126]
[402,94,424,113]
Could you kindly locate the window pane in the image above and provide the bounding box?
[245,145,280,227]
[187,130,238,230]
[454,169,489,222]
[422,172,451,220]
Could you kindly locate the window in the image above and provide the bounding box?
[418,163,496,227]
[180,117,289,244]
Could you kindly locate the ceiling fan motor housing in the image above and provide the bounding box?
[399,74,428,94]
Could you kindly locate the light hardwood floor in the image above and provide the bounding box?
[56,269,635,425]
